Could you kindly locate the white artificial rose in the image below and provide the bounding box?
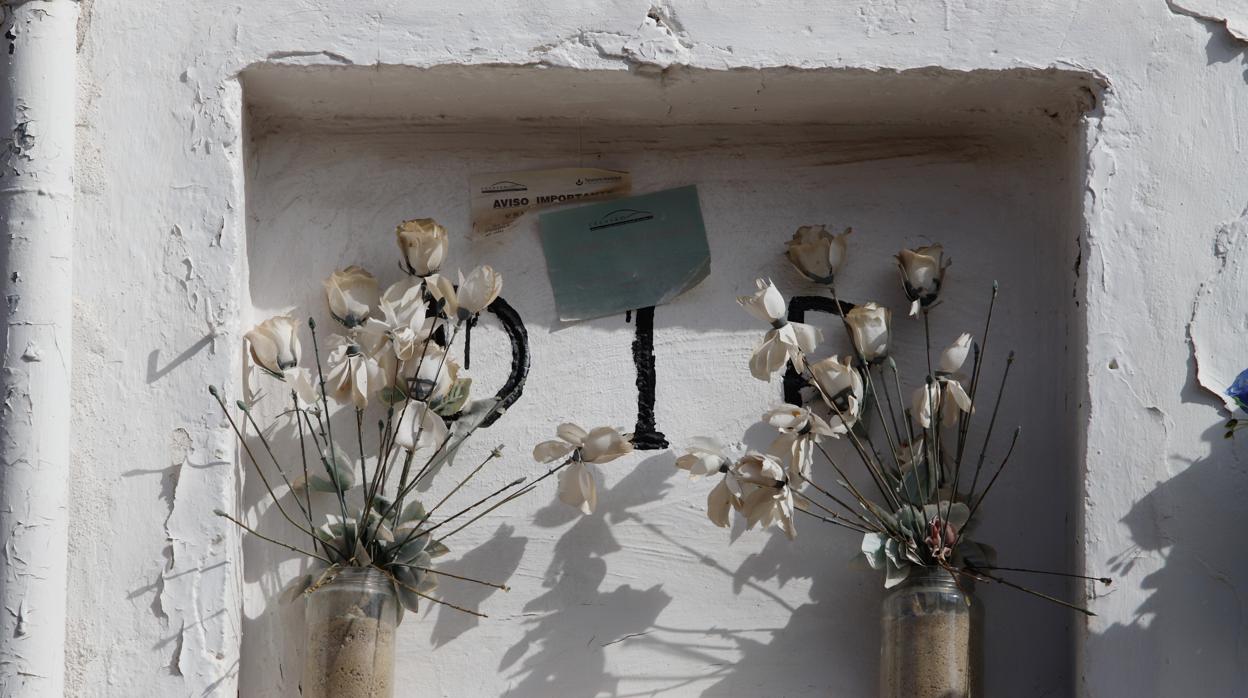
[396,218,449,277]
[323,266,379,328]
[939,332,973,374]
[456,265,503,319]
[785,225,850,284]
[245,315,301,376]
[896,245,948,317]
[845,302,891,362]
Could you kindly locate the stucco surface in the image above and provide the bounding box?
[66,1,1248,696]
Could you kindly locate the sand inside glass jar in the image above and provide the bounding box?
[304,600,396,698]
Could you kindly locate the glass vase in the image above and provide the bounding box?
[302,566,399,698]
[880,567,981,698]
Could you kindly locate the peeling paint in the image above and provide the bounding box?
[1189,211,1248,411]
[1168,0,1248,43]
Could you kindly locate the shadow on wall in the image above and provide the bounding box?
[498,454,677,697]
[1091,413,1248,697]
[1196,10,1248,82]
[497,441,880,697]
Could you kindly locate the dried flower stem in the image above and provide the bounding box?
[414,476,527,541]
[411,566,510,591]
[964,426,1021,525]
[794,495,872,534]
[970,565,1112,585]
[967,351,1015,502]
[952,566,1095,617]
[387,572,488,618]
[307,320,353,527]
[209,387,316,538]
[236,400,315,529]
[435,458,574,543]
[292,392,316,552]
[801,477,883,532]
[425,447,503,520]
[213,509,332,564]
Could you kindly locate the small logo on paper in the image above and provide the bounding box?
[481,180,528,194]
[589,208,654,230]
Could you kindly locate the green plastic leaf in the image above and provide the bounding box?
[392,567,423,613]
[380,386,408,405]
[388,528,430,564]
[320,445,355,491]
[307,475,341,493]
[426,540,450,558]
[431,378,472,417]
[400,500,429,526]
[370,495,395,520]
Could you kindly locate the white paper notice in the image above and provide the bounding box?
[469,167,631,236]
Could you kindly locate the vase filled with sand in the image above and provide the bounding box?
[879,567,981,698]
[302,566,399,698]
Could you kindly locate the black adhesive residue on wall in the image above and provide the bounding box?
[630,305,668,449]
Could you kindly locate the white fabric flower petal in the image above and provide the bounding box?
[940,333,973,374]
[323,266,379,328]
[707,476,736,528]
[556,422,588,447]
[557,461,598,514]
[394,402,449,453]
[245,315,301,375]
[425,273,458,318]
[749,333,789,381]
[737,279,786,324]
[579,426,633,464]
[457,265,503,317]
[533,439,576,463]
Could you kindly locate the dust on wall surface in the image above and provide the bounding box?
[68,1,1248,696]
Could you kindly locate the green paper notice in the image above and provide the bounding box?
[539,186,711,322]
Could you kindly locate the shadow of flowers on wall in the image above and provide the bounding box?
[498,454,676,697]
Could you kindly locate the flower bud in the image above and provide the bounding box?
[323,266,379,328]
[845,302,891,362]
[785,225,850,284]
[896,244,948,316]
[245,315,301,376]
[396,218,449,277]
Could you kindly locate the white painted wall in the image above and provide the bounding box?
[59,1,1248,696]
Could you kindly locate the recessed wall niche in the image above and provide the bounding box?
[240,64,1097,697]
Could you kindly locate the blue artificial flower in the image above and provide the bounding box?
[1228,368,1248,411]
